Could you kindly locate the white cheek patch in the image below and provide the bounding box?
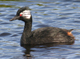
[20,10,31,19]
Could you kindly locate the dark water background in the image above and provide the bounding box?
[0,0,80,59]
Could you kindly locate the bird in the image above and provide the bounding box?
[10,7,75,45]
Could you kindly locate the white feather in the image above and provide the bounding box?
[20,10,31,19]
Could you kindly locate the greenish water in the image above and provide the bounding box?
[0,0,80,59]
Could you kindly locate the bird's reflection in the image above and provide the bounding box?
[21,42,74,59]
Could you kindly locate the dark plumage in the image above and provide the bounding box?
[10,7,75,45]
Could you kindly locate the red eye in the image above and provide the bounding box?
[20,14,22,16]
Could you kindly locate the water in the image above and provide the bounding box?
[0,0,80,59]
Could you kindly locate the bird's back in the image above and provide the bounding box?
[27,27,75,44]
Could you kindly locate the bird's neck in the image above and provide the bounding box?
[23,21,32,36]
[21,18,32,45]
